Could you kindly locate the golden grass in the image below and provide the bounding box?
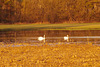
[0,44,100,67]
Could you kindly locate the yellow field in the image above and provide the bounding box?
[0,44,100,67]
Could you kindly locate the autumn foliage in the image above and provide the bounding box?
[0,0,100,24]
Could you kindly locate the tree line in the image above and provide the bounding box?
[0,0,100,24]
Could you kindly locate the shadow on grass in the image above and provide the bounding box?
[0,26,68,32]
[0,28,39,32]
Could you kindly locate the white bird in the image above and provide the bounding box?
[38,35,45,42]
[64,35,69,41]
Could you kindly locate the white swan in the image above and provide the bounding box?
[64,35,69,41]
[38,35,45,42]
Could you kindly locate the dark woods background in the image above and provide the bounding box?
[0,0,100,24]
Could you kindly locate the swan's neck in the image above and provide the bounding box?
[44,35,45,38]
[43,35,45,43]
[67,35,68,37]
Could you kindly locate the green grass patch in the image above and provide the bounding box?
[0,23,100,31]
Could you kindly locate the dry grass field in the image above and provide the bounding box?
[0,44,100,67]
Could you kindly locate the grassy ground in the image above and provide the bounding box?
[0,23,100,31]
[0,44,100,67]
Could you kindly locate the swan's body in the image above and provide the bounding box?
[64,35,69,41]
[38,37,45,41]
[38,35,45,42]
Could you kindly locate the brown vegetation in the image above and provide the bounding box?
[0,44,100,66]
[0,0,100,24]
